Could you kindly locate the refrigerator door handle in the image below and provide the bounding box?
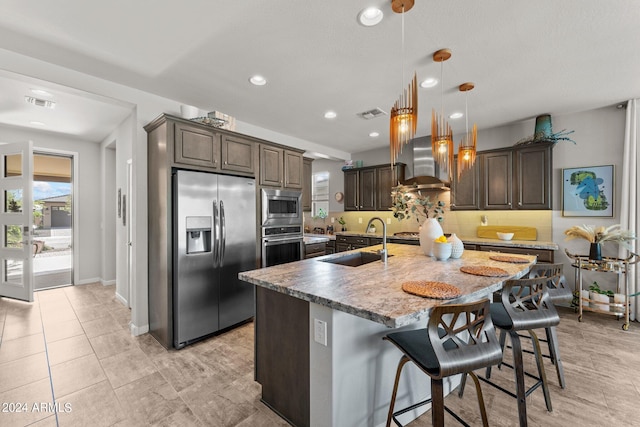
[220,200,227,266]
[212,200,219,268]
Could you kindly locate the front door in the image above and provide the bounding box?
[0,141,34,301]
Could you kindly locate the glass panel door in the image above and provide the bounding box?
[0,141,34,301]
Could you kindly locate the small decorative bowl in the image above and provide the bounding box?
[497,232,514,241]
[432,241,452,261]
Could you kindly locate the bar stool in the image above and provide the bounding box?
[462,276,560,427]
[527,263,568,388]
[528,263,571,305]
[383,299,503,427]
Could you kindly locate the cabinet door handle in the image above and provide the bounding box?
[518,202,522,206]
[224,161,228,165]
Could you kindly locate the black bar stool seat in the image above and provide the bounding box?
[383,299,503,427]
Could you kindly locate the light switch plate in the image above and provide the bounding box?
[313,318,327,346]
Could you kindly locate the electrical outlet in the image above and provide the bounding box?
[358,217,363,224]
[331,217,335,223]
[386,218,391,224]
[314,319,327,346]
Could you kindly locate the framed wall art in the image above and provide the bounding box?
[562,165,614,217]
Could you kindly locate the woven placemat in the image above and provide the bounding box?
[402,281,462,299]
[489,255,530,264]
[460,265,510,277]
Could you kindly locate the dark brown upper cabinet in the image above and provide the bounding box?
[259,144,304,189]
[451,155,481,210]
[451,142,552,211]
[344,163,405,211]
[302,157,313,211]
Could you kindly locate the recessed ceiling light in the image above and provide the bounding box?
[25,96,56,109]
[420,78,438,88]
[449,112,464,119]
[29,121,46,126]
[30,89,52,97]
[369,132,380,138]
[249,75,267,86]
[357,7,383,27]
[324,111,337,119]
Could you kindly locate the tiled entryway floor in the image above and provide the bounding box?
[0,283,287,427]
[2,283,640,426]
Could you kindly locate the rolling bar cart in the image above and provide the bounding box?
[565,249,638,331]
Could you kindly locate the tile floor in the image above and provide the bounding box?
[0,283,287,427]
[1,283,639,426]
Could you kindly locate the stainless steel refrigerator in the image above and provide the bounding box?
[173,169,257,348]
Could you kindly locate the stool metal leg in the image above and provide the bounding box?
[431,378,445,427]
[387,356,410,427]
[545,326,566,389]
[509,330,528,427]
[528,330,552,412]
[467,372,490,427]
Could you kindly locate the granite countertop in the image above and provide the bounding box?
[334,231,558,250]
[239,244,535,328]
[303,235,331,244]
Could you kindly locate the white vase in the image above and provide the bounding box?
[448,233,464,259]
[433,242,452,261]
[589,292,609,312]
[419,218,444,257]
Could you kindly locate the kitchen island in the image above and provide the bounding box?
[239,244,536,427]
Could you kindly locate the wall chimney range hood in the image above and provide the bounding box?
[398,136,450,191]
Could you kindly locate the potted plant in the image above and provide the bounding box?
[588,281,612,312]
[391,186,446,256]
[337,216,347,232]
[564,224,636,261]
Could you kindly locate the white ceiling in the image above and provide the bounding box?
[0,1,638,152]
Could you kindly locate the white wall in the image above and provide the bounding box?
[0,124,102,284]
[101,113,135,306]
[101,143,116,285]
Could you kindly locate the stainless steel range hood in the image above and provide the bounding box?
[399,136,451,190]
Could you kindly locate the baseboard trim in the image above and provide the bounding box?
[130,322,149,336]
[115,292,128,306]
[101,279,116,286]
[75,278,102,285]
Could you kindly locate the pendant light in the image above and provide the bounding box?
[431,48,453,178]
[457,82,477,179]
[389,0,417,166]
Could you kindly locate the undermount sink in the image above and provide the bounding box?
[320,251,392,267]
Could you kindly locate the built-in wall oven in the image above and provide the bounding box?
[261,225,304,267]
[261,188,304,267]
[261,188,302,227]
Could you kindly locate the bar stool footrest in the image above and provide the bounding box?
[391,398,473,427]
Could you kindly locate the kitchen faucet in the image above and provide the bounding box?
[366,217,387,264]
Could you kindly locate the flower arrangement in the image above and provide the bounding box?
[564,224,636,252]
[391,186,446,223]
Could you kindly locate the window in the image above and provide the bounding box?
[311,171,329,218]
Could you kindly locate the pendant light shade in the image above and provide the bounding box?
[457,82,477,179]
[390,73,418,165]
[431,49,453,178]
[389,0,417,166]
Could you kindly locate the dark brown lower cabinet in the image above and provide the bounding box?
[255,287,309,427]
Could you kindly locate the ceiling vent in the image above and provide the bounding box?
[25,96,56,109]
[357,107,387,120]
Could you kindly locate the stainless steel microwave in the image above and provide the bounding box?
[261,188,302,227]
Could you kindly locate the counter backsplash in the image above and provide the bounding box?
[303,209,552,241]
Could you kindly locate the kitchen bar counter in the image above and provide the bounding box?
[240,245,535,427]
[240,244,534,328]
